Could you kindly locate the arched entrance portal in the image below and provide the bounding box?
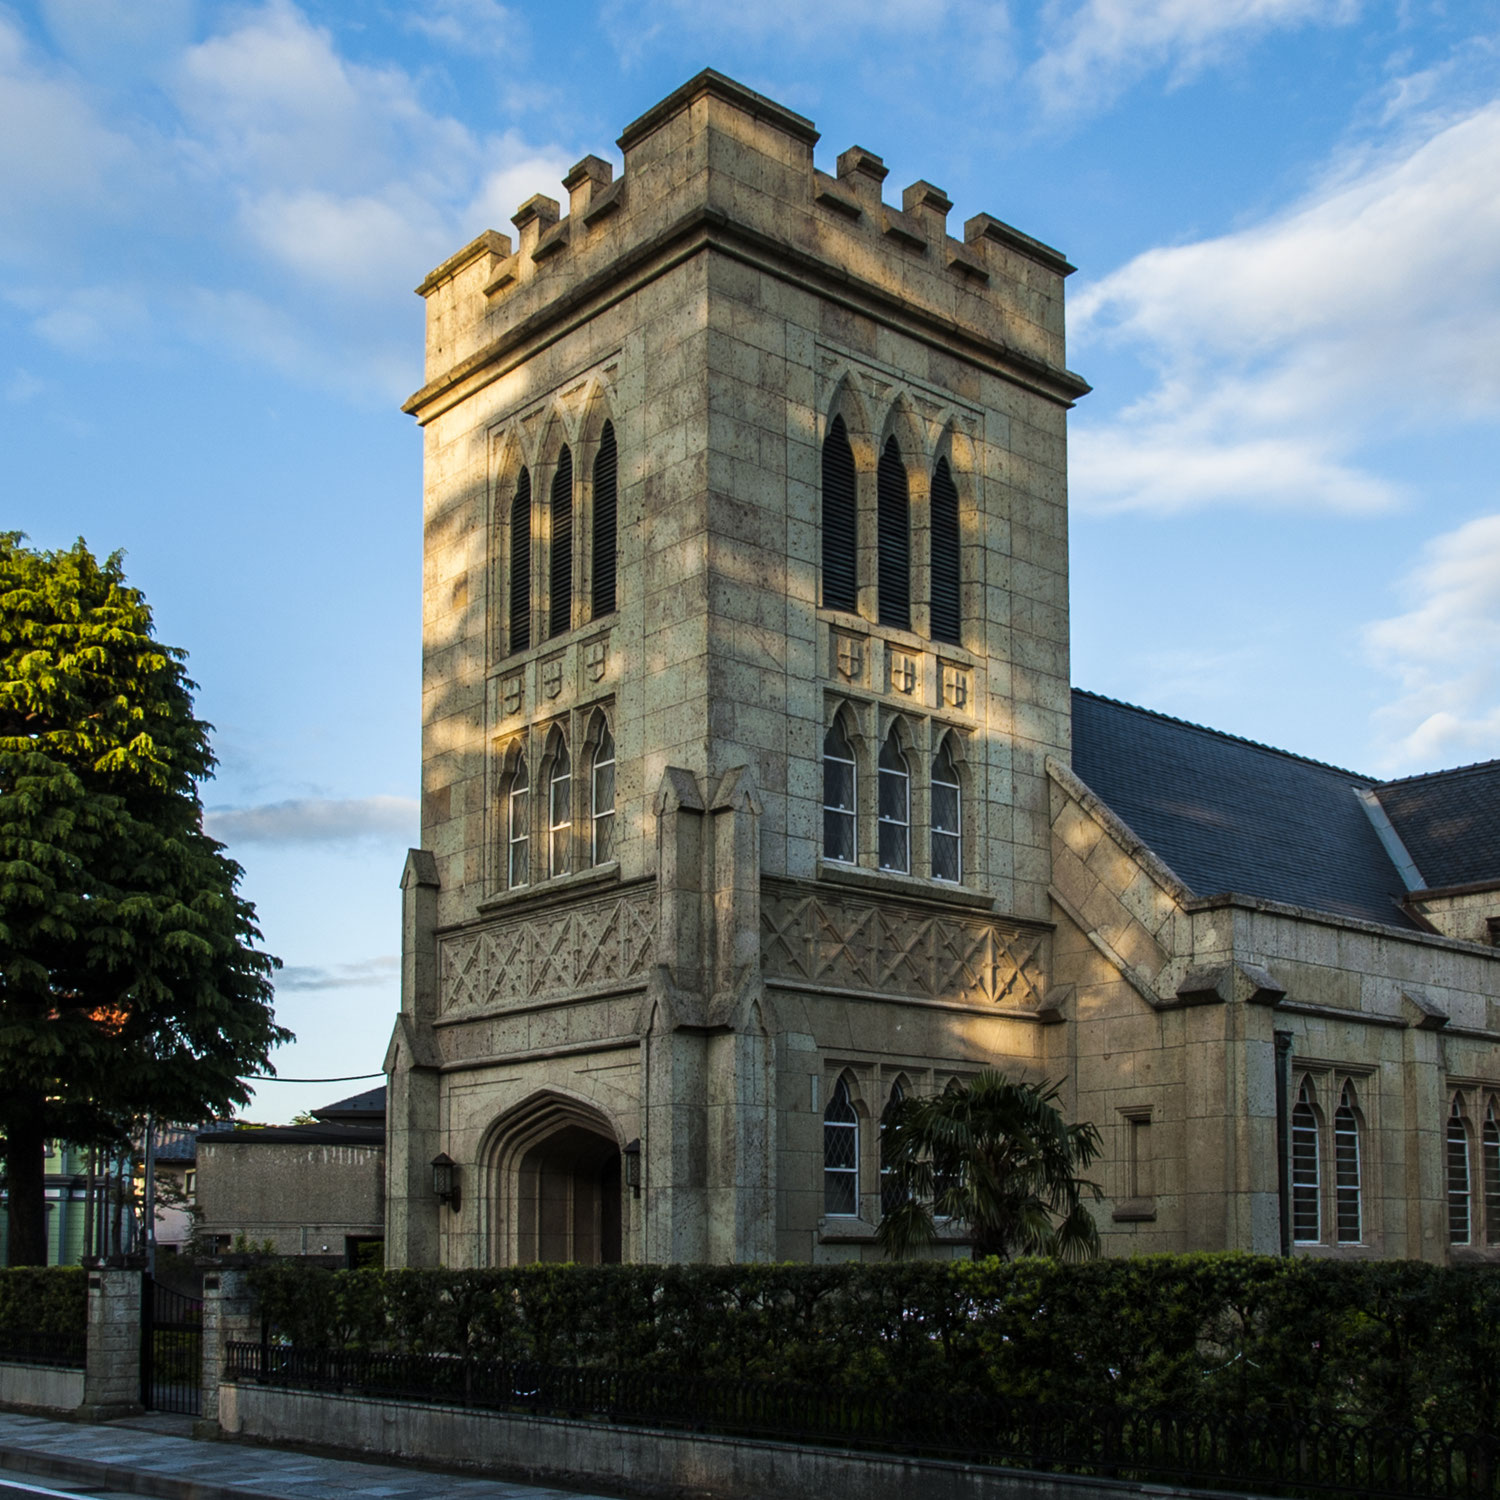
[486,1093,625,1266]
[516,1124,621,1264]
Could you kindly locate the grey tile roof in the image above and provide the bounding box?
[1071,691,1421,930]
[312,1085,387,1124]
[1375,760,1500,890]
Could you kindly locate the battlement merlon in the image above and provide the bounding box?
[403,69,1089,422]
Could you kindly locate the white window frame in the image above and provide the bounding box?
[931,736,961,883]
[508,755,530,889]
[823,717,857,865]
[591,721,616,866]
[823,1075,859,1217]
[547,732,571,879]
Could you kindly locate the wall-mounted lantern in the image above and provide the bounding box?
[431,1152,460,1211]
[623,1138,641,1198]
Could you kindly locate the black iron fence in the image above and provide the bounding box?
[223,1341,1499,1500]
[0,1330,87,1369]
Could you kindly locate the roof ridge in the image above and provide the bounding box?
[1072,689,1375,782]
[1378,756,1500,787]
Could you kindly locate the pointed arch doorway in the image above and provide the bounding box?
[488,1094,624,1265]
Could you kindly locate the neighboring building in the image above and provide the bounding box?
[196,1092,385,1265]
[386,71,1499,1270]
[150,1125,202,1257]
[0,1143,94,1265]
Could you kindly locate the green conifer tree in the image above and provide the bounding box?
[0,535,288,1265]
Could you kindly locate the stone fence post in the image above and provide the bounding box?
[196,1268,258,1436]
[79,1267,143,1420]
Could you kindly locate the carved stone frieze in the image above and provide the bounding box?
[761,886,1045,1008]
[440,887,657,1013]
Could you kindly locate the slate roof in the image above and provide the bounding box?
[1070,691,1421,930]
[1376,760,1500,891]
[312,1086,387,1126]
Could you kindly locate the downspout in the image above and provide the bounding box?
[1274,1030,1293,1257]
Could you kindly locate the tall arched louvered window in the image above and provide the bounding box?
[932,734,961,883]
[509,468,532,654]
[549,446,573,638]
[1449,1098,1472,1246]
[1291,1080,1320,1244]
[1334,1083,1361,1245]
[592,422,617,618]
[1484,1103,1500,1246]
[824,1075,858,1216]
[823,716,856,864]
[930,456,961,645]
[878,728,910,874]
[877,436,910,630]
[591,720,616,866]
[821,415,857,613]
[544,728,571,879]
[507,754,530,889]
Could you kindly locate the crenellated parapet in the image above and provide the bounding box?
[404,70,1086,424]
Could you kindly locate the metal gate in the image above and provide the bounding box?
[141,1275,203,1415]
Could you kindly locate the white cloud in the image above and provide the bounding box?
[406,0,522,57]
[1364,513,1500,771]
[1032,0,1358,116]
[277,955,400,991]
[0,12,141,255]
[1070,100,1500,514]
[205,795,419,845]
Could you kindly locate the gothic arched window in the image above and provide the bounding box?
[821,415,857,613]
[545,728,571,879]
[1334,1083,1362,1245]
[1291,1079,1320,1244]
[930,455,961,645]
[1449,1097,1472,1246]
[824,1075,858,1217]
[880,1078,907,1218]
[878,728,910,874]
[592,422,617,618]
[509,468,532,654]
[876,436,910,630]
[1485,1101,1500,1246]
[932,734,962,883]
[507,753,530,889]
[591,719,616,866]
[549,446,574,638]
[823,716,857,864]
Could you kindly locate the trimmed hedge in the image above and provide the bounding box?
[0,1267,87,1340]
[249,1255,1500,1435]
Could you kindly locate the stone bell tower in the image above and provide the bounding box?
[386,71,1086,1268]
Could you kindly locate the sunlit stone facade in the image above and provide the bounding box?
[387,71,1500,1269]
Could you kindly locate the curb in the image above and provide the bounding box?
[0,1441,267,1500]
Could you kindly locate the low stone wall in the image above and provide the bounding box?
[0,1360,85,1416]
[218,1383,1210,1500]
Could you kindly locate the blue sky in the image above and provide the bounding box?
[7,0,1498,1119]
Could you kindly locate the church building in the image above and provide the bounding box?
[386,71,1500,1269]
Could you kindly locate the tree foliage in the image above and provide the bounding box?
[875,1071,1103,1261]
[0,534,288,1264]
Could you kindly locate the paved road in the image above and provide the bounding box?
[0,1410,628,1500]
[0,1480,139,1500]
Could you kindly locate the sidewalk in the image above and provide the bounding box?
[0,1411,628,1500]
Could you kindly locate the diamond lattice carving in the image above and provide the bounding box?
[439,889,657,1013]
[761,888,1044,1007]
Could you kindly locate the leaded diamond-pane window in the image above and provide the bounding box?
[547,732,571,879]
[824,1077,858,1217]
[1485,1104,1500,1246]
